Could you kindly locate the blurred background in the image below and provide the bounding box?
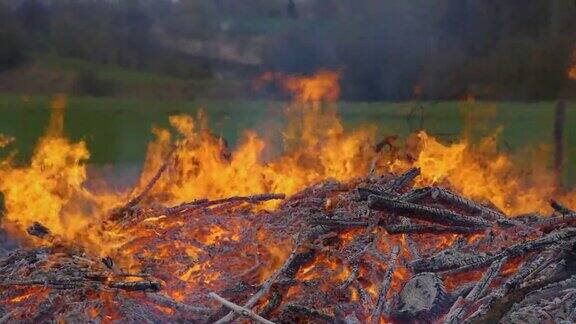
[2,0,576,100]
[0,0,575,186]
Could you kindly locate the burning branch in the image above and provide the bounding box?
[110,148,174,221]
[165,193,285,216]
[371,245,400,324]
[214,233,304,324]
[383,167,421,192]
[444,256,507,323]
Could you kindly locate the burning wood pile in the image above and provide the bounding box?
[2,165,576,323]
[2,71,576,323]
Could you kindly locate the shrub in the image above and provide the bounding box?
[0,32,25,72]
[72,69,117,97]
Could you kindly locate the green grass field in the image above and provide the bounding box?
[32,54,187,86]
[0,93,574,187]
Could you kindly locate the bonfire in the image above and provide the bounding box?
[1,72,576,323]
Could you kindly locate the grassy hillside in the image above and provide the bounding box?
[0,54,247,100]
[32,54,188,86]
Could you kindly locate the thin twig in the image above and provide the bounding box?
[127,148,175,209]
[146,293,211,315]
[209,292,276,324]
[110,148,174,220]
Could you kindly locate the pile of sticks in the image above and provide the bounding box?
[2,167,576,323]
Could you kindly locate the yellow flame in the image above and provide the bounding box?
[0,134,14,148]
[0,95,124,254]
[139,71,375,206]
[390,131,560,215]
[0,71,575,259]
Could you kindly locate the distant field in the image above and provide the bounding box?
[0,93,574,187]
[0,54,237,101]
[32,54,188,86]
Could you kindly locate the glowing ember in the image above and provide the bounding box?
[568,49,576,80]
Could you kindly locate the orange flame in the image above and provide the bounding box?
[281,70,341,104]
[569,65,576,80]
[0,95,124,254]
[0,70,574,260]
[568,48,576,80]
[138,71,375,207]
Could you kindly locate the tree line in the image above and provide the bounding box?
[1,0,576,101]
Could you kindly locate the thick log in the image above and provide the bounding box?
[410,228,576,273]
[409,248,489,274]
[429,188,520,227]
[356,281,374,308]
[385,224,484,235]
[383,167,421,192]
[535,215,576,232]
[109,280,161,292]
[311,217,482,236]
[401,187,434,203]
[390,273,447,321]
[368,194,490,228]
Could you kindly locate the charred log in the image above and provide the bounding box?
[410,228,576,273]
[385,224,484,235]
[390,273,447,322]
[383,167,421,192]
[27,222,50,238]
[371,245,400,324]
[443,257,507,324]
[368,195,491,228]
[500,275,576,323]
[108,280,161,292]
